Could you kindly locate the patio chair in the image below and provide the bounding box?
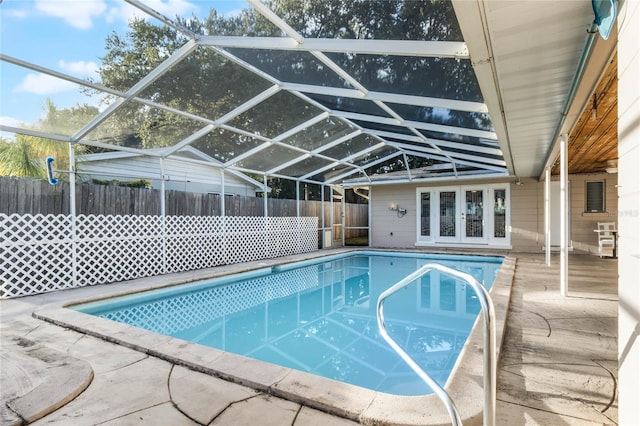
[596,222,616,258]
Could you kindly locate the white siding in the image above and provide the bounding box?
[510,177,541,252]
[78,156,257,196]
[371,184,417,248]
[617,1,640,423]
[568,173,618,254]
[370,178,514,249]
[367,174,618,253]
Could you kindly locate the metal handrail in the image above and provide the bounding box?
[376,263,496,426]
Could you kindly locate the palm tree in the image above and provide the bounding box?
[0,136,45,177]
[0,99,95,178]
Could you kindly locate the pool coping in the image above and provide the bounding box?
[33,248,516,426]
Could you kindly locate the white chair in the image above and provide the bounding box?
[596,222,616,258]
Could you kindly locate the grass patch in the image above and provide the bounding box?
[345,236,368,246]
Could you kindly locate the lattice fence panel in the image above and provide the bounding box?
[268,217,318,257]
[1,214,74,298]
[99,264,320,335]
[75,215,164,286]
[222,216,270,265]
[165,216,224,273]
[1,213,318,299]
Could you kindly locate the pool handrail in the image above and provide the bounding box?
[376,263,496,426]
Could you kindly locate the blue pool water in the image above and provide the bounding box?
[74,252,502,396]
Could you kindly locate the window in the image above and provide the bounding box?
[585,181,605,213]
[494,189,506,237]
[420,192,430,236]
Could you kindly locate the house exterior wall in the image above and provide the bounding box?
[78,156,257,196]
[370,178,513,249]
[617,1,640,423]
[368,173,617,253]
[567,173,618,254]
[510,177,540,252]
[370,184,418,248]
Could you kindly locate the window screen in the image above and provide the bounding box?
[586,181,605,212]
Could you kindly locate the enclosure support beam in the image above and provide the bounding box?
[544,167,551,267]
[368,185,372,248]
[321,185,326,249]
[220,169,225,218]
[341,189,346,247]
[159,159,166,217]
[72,40,198,142]
[330,185,335,249]
[160,158,167,274]
[296,181,300,218]
[69,142,77,288]
[263,175,268,218]
[560,134,568,296]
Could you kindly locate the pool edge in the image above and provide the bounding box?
[32,249,516,426]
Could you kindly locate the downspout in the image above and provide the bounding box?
[539,25,599,178]
[353,186,369,201]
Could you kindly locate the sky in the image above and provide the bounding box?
[0,0,247,135]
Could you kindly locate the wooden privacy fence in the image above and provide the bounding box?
[0,176,368,238]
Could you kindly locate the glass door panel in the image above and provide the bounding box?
[418,184,508,246]
[438,190,458,242]
[464,189,484,239]
[420,192,431,239]
[494,189,506,238]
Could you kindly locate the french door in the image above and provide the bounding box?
[435,187,485,243]
[418,184,507,245]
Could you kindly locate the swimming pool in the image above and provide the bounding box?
[74,251,502,396]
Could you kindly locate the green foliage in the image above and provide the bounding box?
[91,178,152,188]
[0,100,95,178]
[0,137,45,177]
[79,1,480,190]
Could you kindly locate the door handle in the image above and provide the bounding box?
[461,212,466,221]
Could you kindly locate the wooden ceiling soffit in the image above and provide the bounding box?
[552,53,618,175]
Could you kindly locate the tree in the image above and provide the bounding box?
[0,100,96,178]
[0,136,45,178]
[88,1,484,196]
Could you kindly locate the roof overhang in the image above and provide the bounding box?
[452,0,609,180]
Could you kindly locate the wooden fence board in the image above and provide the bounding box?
[0,177,368,233]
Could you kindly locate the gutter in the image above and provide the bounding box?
[537,25,599,180]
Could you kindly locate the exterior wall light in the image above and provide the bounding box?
[389,203,407,218]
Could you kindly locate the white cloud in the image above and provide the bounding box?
[106,0,197,25]
[0,116,24,128]
[6,9,28,18]
[144,0,197,18]
[35,0,107,30]
[105,2,146,24]
[58,60,99,79]
[14,73,76,95]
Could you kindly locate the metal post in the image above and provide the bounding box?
[220,169,225,217]
[330,185,335,248]
[368,185,372,248]
[296,180,300,218]
[544,167,551,266]
[341,188,346,247]
[159,158,166,217]
[160,158,167,274]
[263,174,268,258]
[68,142,77,288]
[321,185,325,248]
[560,134,568,296]
[263,175,268,218]
[221,169,226,261]
[296,180,300,253]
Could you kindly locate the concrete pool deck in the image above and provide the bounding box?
[1,251,617,425]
